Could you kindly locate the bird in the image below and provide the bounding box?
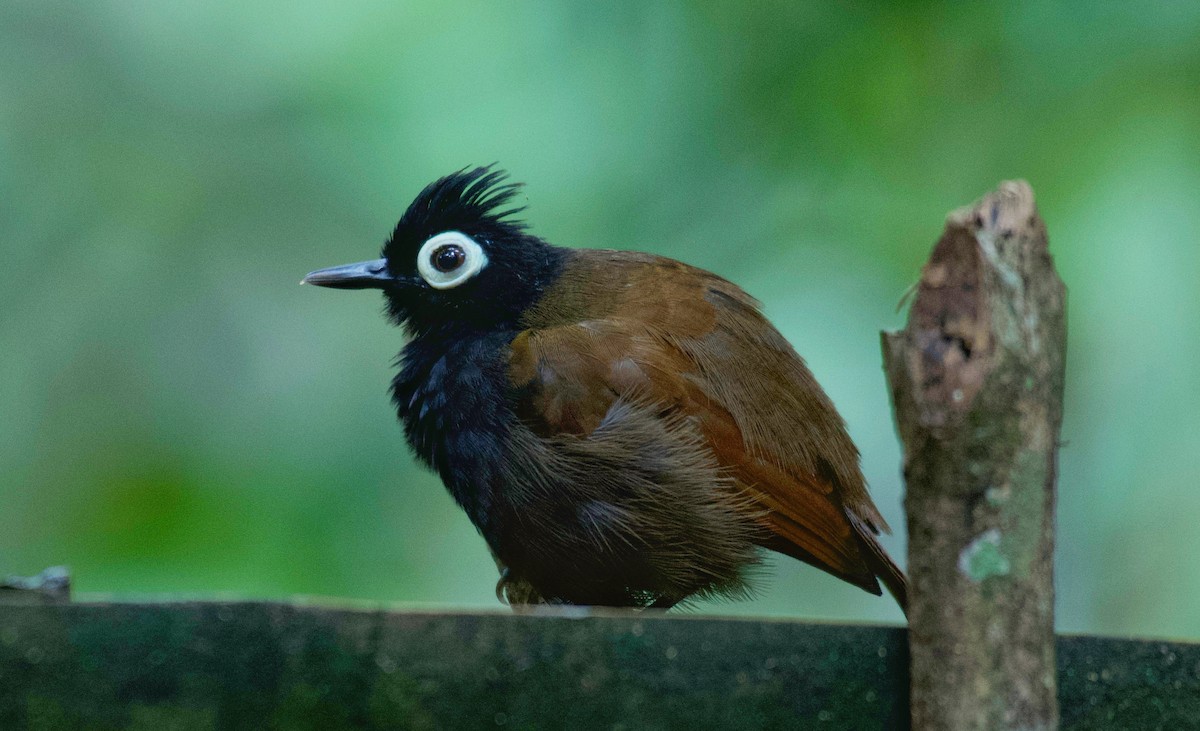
[303,166,907,613]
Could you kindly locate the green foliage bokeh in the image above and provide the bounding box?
[2,2,1198,637]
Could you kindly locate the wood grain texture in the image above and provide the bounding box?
[883,181,1065,730]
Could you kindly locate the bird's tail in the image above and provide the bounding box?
[849,513,908,616]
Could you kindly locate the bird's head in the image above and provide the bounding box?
[304,166,564,335]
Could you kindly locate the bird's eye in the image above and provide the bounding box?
[432,244,465,272]
[416,231,488,289]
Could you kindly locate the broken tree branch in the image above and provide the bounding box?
[883,181,1066,730]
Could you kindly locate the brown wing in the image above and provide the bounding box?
[511,249,906,606]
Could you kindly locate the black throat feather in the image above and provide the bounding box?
[391,329,516,533]
[382,167,566,536]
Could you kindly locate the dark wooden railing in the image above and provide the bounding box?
[1,600,1197,729]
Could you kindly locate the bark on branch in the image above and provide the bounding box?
[883,181,1066,730]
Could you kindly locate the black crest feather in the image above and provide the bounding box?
[384,165,527,259]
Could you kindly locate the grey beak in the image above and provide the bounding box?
[302,258,391,290]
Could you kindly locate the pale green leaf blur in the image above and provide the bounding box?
[2,2,1198,639]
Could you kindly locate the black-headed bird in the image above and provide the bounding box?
[304,167,906,612]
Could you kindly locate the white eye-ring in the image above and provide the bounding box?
[416,231,488,289]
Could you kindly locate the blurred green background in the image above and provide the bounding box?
[2,2,1198,638]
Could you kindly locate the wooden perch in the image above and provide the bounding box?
[2,602,1198,729]
[883,181,1066,730]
